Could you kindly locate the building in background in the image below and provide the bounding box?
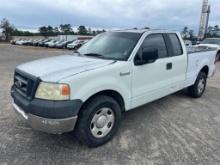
[198,0,211,40]
[0,31,6,41]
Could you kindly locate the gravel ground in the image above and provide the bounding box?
[0,43,220,165]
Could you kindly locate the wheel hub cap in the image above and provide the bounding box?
[90,107,115,138]
[96,116,107,128]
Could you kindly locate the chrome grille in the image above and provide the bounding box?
[14,70,39,100]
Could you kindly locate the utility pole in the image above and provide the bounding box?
[198,0,211,40]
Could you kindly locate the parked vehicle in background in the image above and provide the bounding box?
[23,39,33,46]
[11,30,217,147]
[67,40,86,49]
[32,39,43,46]
[195,38,220,61]
[38,39,52,47]
[184,40,192,47]
[44,39,56,47]
[47,40,61,48]
[10,39,16,45]
[15,39,27,45]
[56,40,75,49]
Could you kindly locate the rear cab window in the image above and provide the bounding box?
[166,34,183,56]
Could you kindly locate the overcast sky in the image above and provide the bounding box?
[0,0,219,33]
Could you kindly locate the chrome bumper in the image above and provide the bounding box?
[12,102,78,134]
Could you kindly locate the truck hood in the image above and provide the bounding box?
[17,55,115,82]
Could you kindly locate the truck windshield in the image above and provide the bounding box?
[77,32,142,61]
[201,39,220,45]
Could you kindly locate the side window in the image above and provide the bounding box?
[168,34,183,56]
[141,34,168,59]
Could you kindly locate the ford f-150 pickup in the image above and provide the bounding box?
[11,30,217,147]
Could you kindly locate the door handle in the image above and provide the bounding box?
[120,71,130,76]
[166,63,172,70]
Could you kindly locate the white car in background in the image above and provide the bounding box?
[67,40,85,49]
[48,40,63,48]
[15,39,27,45]
[44,40,56,47]
[195,38,220,61]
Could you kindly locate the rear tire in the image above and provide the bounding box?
[188,72,207,98]
[75,95,121,147]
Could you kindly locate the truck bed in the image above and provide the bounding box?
[187,46,217,54]
[184,47,217,88]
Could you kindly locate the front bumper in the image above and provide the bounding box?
[12,101,78,134]
[11,86,83,134]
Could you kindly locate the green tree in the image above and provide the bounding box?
[88,27,92,35]
[181,26,189,39]
[0,18,15,41]
[206,25,220,38]
[77,25,88,35]
[39,26,48,36]
[54,27,60,35]
[214,25,220,31]
[39,26,55,36]
[47,26,54,36]
[60,24,72,34]
[92,30,96,36]
[189,30,194,40]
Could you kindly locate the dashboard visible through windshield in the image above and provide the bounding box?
[77,32,142,61]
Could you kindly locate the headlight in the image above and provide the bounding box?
[35,82,70,100]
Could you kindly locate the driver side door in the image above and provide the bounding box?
[131,33,174,108]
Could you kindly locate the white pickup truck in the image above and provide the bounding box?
[11,30,217,147]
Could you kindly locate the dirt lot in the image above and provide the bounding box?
[0,43,220,165]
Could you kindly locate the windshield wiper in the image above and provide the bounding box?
[84,53,106,59]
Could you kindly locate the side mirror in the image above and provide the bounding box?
[134,48,159,65]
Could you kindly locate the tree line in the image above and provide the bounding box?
[181,25,220,40]
[0,18,106,41]
[2,18,220,42]
[38,24,106,37]
[206,25,220,38]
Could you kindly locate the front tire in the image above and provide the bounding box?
[188,72,207,98]
[75,95,121,147]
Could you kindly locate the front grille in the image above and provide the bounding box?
[14,69,40,100]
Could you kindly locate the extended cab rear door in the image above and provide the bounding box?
[131,33,187,109]
[163,33,187,91]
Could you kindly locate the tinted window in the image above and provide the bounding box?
[141,34,168,58]
[168,34,183,56]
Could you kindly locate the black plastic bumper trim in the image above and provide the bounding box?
[11,89,83,119]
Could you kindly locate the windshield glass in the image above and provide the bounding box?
[201,39,220,45]
[78,32,142,60]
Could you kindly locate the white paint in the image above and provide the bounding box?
[16,30,217,111]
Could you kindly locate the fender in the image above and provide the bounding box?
[61,61,132,110]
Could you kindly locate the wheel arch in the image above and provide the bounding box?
[200,65,209,76]
[80,90,126,113]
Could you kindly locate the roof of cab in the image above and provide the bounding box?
[112,29,177,34]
